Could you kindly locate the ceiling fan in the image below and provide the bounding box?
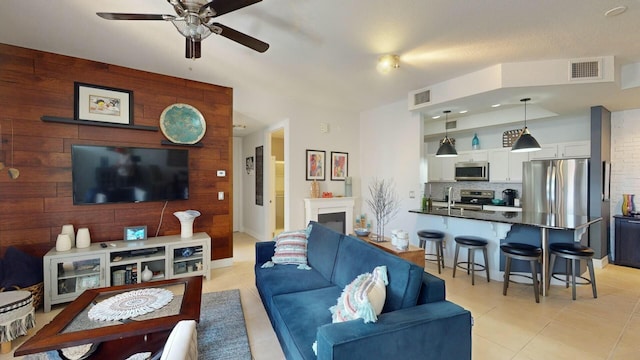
[97,0,269,59]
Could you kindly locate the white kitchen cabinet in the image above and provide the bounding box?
[457,150,488,163]
[488,148,529,183]
[427,154,456,182]
[528,144,558,160]
[528,141,590,160]
[558,141,590,158]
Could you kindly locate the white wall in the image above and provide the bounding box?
[240,107,360,240]
[359,100,423,243]
[424,113,591,153]
[611,108,640,244]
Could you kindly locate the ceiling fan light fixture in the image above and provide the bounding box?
[377,54,400,74]
[511,98,541,152]
[436,110,458,157]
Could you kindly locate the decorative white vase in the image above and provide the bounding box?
[61,224,75,248]
[174,210,201,238]
[55,234,71,252]
[76,227,91,248]
[394,230,409,251]
[141,266,153,282]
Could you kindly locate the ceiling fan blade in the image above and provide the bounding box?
[96,12,175,21]
[186,38,202,59]
[200,0,262,17]
[210,23,269,53]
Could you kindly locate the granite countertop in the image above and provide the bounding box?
[410,208,602,230]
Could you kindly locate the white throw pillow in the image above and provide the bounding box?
[160,320,198,360]
[330,265,388,324]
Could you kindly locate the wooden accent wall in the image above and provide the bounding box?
[0,44,233,260]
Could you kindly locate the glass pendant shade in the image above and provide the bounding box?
[436,137,458,157]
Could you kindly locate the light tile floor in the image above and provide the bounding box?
[5,233,640,359]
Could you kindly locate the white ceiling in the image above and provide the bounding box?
[1,0,640,135]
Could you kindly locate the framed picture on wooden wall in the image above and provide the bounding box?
[306,150,325,181]
[74,82,133,125]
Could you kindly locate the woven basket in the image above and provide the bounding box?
[0,282,44,310]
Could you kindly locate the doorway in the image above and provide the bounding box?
[269,128,285,237]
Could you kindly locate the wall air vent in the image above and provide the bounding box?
[569,58,602,81]
[414,89,431,106]
[445,120,457,130]
[413,90,431,106]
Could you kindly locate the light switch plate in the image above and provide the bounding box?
[217,170,226,177]
[218,191,224,200]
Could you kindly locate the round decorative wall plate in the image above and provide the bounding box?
[160,103,206,144]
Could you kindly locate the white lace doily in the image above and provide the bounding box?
[88,288,174,321]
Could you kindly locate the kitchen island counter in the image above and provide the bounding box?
[410,208,601,231]
[410,208,602,296]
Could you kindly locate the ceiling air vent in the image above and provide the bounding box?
[569,58,602,81]
[413,89,431,106]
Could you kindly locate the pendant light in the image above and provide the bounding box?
[436,110,458,157]
[511,98,541,153]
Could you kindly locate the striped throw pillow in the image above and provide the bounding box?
[330,265,388,324]
[271,227,310,266]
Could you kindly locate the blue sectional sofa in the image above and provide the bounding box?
[255,222,472,360]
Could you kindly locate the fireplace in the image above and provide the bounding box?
[318,212,346,234]
[304,197,355,235]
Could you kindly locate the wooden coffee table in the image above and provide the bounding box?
[357,235,425,267]
[15,276,202,359]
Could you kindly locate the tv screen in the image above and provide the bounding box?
[72,145,189,205]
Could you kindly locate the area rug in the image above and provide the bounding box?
[24,289,251,360]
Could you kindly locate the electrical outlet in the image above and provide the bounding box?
[217,170,226,177]
[409,191,415,198]
[218,191,224,200]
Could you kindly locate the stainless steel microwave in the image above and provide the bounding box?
[455,161,489,181]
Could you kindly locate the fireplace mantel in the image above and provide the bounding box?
[304,197,355,235]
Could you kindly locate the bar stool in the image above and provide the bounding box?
[417,230,445,273]
[453,236,490,285]
[500,242,542,303]
[548,242,597,300]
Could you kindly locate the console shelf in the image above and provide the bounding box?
[43,232,211,312]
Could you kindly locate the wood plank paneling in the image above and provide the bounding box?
[0,44,233,260]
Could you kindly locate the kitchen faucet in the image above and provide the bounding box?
[447,187,453,215]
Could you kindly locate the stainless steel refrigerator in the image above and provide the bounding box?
[522,159,589,216]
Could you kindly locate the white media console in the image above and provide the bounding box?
[43,232,211,312]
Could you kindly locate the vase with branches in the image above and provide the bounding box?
[366,178,400,242]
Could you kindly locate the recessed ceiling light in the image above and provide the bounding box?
[491,104,501,108]
[605,6,627,17]
[432,115,441,119]
[459,110,468,114]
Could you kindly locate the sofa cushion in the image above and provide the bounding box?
[270,286,343,360]
[332,235,423,313]
[270,227,311,268]
[306,222,343,280]
[255,264,334,317]
[330,265,388,324]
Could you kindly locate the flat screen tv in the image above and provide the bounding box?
[71,145,189,205]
